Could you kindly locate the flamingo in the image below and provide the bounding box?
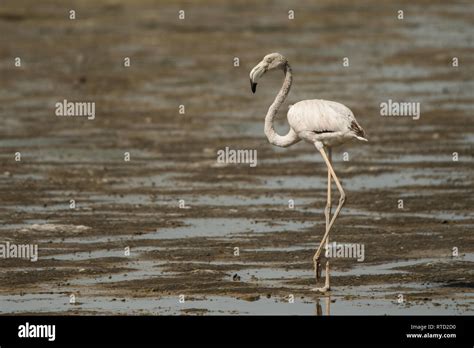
[249,53,367,292]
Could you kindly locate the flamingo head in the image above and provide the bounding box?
[249,53,288,93]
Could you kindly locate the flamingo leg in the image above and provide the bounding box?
[312,144,345,292]
[315,148,332,281]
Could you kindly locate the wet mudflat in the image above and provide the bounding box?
[0,0,473,315]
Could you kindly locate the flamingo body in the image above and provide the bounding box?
[288,99,367,147]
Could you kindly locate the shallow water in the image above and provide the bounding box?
[138,218,316,240]
[1,293,472,315]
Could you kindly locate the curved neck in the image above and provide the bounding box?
[264,63,299,147]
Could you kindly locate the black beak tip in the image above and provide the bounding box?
[251,82,257,94]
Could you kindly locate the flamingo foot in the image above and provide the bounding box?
[311,285,330,293]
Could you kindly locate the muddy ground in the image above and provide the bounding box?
[0,0,473,315]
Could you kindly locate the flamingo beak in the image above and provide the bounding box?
[249,61,266,94]
[250,80,257,93]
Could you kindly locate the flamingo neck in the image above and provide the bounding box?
[264,64,299,148]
